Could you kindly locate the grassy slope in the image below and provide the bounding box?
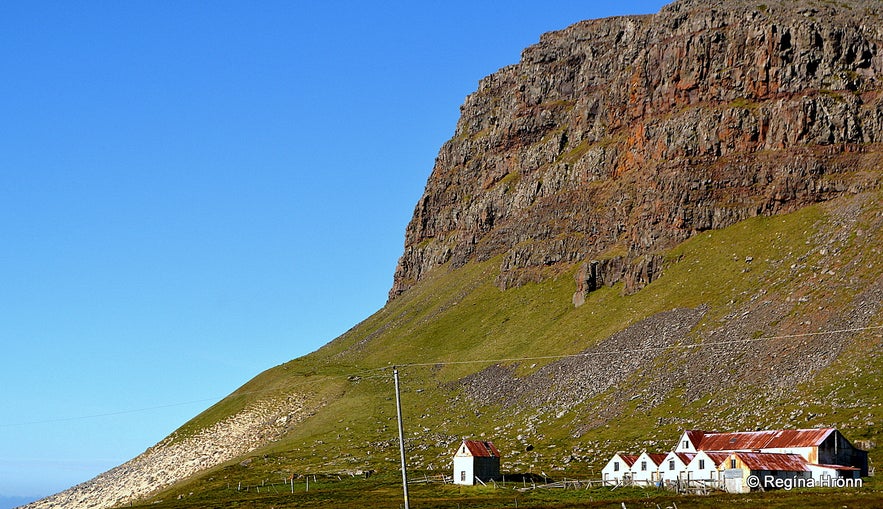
[139,190,883,507]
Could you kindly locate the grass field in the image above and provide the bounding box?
[128,191,883,509]
[131,471,882,508]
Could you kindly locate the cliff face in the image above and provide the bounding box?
[390,0,883,301]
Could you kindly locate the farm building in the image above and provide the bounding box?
[675,428,869,477]
[720,452,811,494]
[603,428,868,493]
[453,440,501,485]
[601,453,638,485]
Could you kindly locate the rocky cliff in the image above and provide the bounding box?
[390,0,883,301]
[24,1,883,508]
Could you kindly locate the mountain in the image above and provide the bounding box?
[25,0,883,507]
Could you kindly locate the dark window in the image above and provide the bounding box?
[614,461,620,472]
[670,460,675,470]
[641,461,647,471]
[730,459,737,469]
[699,459,705,470]
[683,440,689,449]
[461,471,466,482]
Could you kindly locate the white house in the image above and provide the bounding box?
[674,430,707,453]
[685,451,729,484]
[661,451,694,483]
[601,453,638,485]
[453,440,501,485]
[632,452,668,484]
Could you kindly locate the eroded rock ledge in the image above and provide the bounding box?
[390,0,883,301]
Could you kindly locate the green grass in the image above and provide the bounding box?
[135,190,883,509]
[131,471,883,509]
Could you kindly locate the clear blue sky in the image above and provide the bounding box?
[0,0,667,501]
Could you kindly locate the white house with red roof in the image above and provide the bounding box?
[685,451,730,483]
[602,428,867,493]
[453,439,501,485]
[660,451,695,483]
[632,452,669,484]
[601,453,639,485]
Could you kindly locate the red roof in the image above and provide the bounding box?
[620,454,640,467]
[734,452,809,472]
[461,440,500,458]
[691,429,835,451]
[685,430,707,448]
[646,453,669,466]
[702,452,731,465]
[764,428,834,448]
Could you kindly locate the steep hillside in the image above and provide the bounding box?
[25,1,883,508]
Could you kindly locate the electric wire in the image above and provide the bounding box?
[3,323,881,427]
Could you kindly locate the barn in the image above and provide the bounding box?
[675,428,869,477]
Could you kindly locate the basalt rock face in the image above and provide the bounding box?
[390,0,883,302]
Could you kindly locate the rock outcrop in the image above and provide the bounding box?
[390,0,883,301]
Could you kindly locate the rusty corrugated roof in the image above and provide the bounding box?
[695,429,835,451]
[734,452,809,472]
[685,430,708,448]
[462,440,500,458]
[699,431,773,450]
[703,452,731,466]
[764,428,834,448]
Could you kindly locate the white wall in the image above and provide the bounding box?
[633,453,660,484]
[661,452,690,482]
[453,456,474,485]
[674,431,697,453]
[601,454,632,485]
[685,451,720,482]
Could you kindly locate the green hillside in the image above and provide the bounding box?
[133,189,883,508]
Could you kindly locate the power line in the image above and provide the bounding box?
[389,323,883,370]
[0,397,224,428]
[4,323,880,427]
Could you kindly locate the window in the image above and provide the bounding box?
[614,461,619,472]
[730,459,737,469]
[460,471,466,482]
[669,460,675,470]
[699,459,705,470]
[641,461,647,471]
[683,440,689,449]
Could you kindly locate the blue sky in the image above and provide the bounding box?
[0,0,667,501]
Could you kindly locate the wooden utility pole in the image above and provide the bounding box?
[393,366,411,509]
